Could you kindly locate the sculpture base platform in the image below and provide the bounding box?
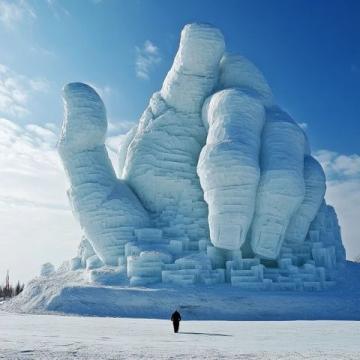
[3,261,359,321]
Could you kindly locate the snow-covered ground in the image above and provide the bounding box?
[0,311,359,359]
[3,261,360,320]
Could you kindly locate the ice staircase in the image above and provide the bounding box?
[162,254,225,285]
[125,227,225,286]
[226,258,271,290]
[96,203,344,291]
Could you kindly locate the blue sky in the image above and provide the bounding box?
[0,0,359,282]
[2,0,360,152]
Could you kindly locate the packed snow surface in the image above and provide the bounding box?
[0,311,359,359]
[3,262,360,320]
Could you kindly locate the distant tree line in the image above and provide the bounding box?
[0,271,25,300]
[0,282,24,299]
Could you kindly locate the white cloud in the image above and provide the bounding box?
[0,64,50,118]
[106,120,136,174]
[106,133,125,173]
[0,117,67,209]
[0,117,83,283]
[0,0,36,30]
[45,0,70,19]
[106,133,126,152]
[44,122,59,132]
[29,45,56,58]
[135,40,161,80]
[108,118,135,134]
[315,150,360,178]
[29,78,50,93]
[314,150,360,261]
[26,123,58,144]
[0,114,131,283]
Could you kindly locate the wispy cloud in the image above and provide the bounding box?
[45,0,70,19]
[0,64,49,118]
[108,118,135,134]
[0,117,62,206]
[0,117,83,282]
[135,40,161,80]
[0,0,36,30]
[315,150,360,260]
[87,82,112,100]
[106,119,136,175]
[298,122,308,130]
[315,150,360,178]
[0,116,125,209]
[29,45,56,58]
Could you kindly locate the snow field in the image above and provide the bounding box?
[0,311,360,359]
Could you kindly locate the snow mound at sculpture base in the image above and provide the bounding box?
[3,261,360,320]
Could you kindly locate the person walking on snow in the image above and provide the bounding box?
[171,310,181,333]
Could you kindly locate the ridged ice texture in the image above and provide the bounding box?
[285,156,326,245]
[77,237,96,268]
[161,23,225,113]
[309,201,346,263]
[251,106,306,259]
[118,126,137,178]
[56,23,346,291]
[59,83,149,266]
[40,263,55,277]
[218,53,274,107]
[198,89,265,250]
[122,24,225,243]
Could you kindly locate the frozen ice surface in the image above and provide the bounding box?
[34,22,347,301]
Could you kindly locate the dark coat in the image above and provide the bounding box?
[171,311,181,322]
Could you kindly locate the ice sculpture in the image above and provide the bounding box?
[40,263,55,277]
[59,83,150,265]
[198,88,265,251]
[58,23,346,290]
[251,106,306,259]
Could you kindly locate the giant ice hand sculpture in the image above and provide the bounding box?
[59,24,345,290]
